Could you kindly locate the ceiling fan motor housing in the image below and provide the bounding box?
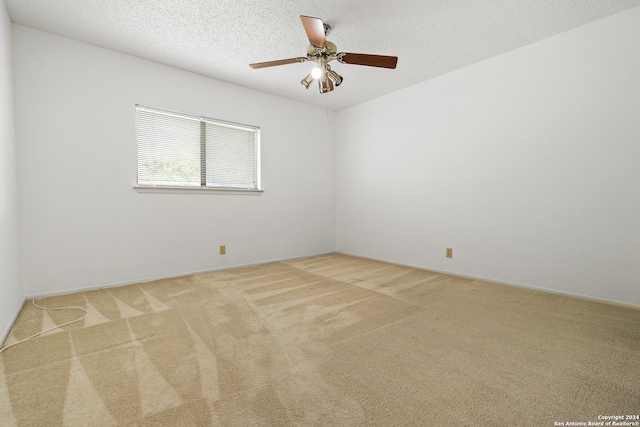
[307,41,338,60]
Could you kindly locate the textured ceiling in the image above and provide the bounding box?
[5,0,640,111]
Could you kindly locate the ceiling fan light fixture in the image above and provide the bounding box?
[311,66,323,80]
[327,68,343,86]
[301,73,314,89]
[319,76,332,93]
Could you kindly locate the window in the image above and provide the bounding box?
[136,105,261,191]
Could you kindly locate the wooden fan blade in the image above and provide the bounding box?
[249,57,307,69]
[300,15,327,48]
[339,53,398,69]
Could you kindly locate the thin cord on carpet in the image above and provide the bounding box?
[0,299,88,353]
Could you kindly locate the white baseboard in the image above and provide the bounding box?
[24,251,337,300]
[338,251,640,310]
[1,299,25,347]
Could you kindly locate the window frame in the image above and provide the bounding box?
[134,105,262,194]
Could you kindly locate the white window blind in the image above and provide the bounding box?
[136,106,260,190]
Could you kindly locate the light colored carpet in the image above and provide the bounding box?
[1,254,639,426]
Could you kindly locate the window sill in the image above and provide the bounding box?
[134,185,263,195]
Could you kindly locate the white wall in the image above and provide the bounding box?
[336,7,640,306]
[0,1,23,342]
[10,7,640,307]
[14,25,336,297]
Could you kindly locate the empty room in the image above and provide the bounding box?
[1,1,639,425]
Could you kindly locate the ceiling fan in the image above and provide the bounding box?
[250,15,398,94]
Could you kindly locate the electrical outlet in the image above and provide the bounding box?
[446,248,453,258]
[220,245,226,255]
